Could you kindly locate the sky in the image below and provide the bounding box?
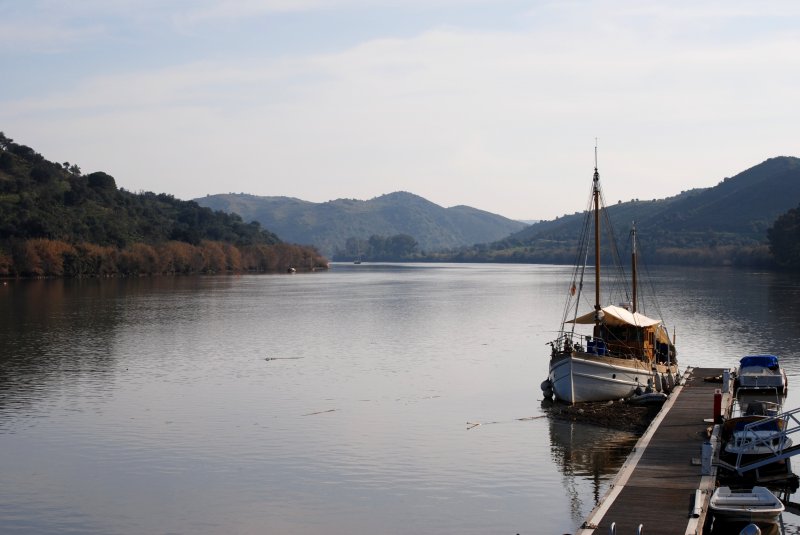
[1,0,799,221]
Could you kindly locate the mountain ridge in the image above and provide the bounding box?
[196,190,528,257]
[457,156,800,265]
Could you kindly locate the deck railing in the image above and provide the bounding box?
[731,407,800,474]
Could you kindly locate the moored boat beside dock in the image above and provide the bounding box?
[542,150,678,404]
[735,354,788,394]
[709,486,784,525]
[571,363,800,534]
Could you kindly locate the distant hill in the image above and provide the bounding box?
[195,191,528,257]
[441,156,800,266]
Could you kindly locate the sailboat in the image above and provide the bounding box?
[541,151,678,404]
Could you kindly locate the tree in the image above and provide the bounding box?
[201,240,227,273]
[87,171,116,191]
[767,204,800,268]
[386,234,418,257]
[0,132,12,150]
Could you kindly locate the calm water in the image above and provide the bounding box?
[2,263,800,534]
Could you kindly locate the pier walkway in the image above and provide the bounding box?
[576,367,730,535]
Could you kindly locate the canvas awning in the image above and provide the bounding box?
[567,304,662,328]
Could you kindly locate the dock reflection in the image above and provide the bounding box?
[547,416,639,525]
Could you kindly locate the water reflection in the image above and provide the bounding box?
[766,272,800,376]
[0,277,232,431]
[707,518,782,535]
[3,265,800,533]
[0,279,120,427]
[651,267,800,372]
[547,416,638,525]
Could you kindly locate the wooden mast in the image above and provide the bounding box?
[593,146,601,328]
[631,223,637,313]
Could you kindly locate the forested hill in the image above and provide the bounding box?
[0,133,327,276]
[446,156,800,266]
[196,191,527,257]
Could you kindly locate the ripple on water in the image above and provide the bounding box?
[4,266,800,534]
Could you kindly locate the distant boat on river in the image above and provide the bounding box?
[541,150,679,404]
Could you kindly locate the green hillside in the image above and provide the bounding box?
[196,191,527,257]
[442,157,800,266]
[0,132,326,276]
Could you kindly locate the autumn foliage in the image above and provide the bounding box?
[1,238,327,277]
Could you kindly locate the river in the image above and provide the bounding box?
[1,263,800,534]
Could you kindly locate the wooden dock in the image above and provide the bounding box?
[576,367,731,535]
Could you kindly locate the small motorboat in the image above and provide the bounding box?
[723,417,791,456]
[736,355,788,393]
[709,486,784,524]
[725,429,792,456]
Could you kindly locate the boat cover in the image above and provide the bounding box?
[567,304,661,328]
[740,355,779,369]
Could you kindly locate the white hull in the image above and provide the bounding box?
[725,431,792,455]
[548,353,673,403]
[736,355,788,393]
[710,486,784,524]
[738,368,787,392]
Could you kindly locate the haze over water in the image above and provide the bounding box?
[2,263,800,534]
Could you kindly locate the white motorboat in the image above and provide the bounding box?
[720,416,784,457]
[709,486,784,524]
[736,355,788,393]
[725,429,792,456]
[543,150,678,404]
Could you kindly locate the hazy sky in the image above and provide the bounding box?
[2,1,799,220]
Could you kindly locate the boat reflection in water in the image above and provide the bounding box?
[707,517,781,535]
[547,417,638,525]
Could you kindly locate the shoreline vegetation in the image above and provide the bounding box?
[334,242,774,267]
[0,238,327,278]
